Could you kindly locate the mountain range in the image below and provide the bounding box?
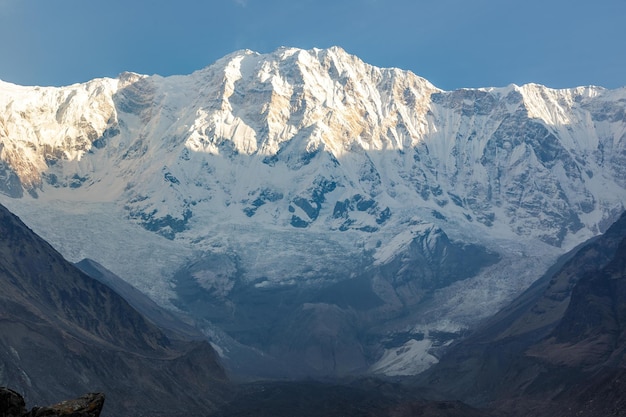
[0,46,625,377]
[2,199,625,416]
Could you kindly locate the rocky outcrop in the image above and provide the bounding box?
[26,393,104,417]
[1,389,104,417]
[1,388,26,417]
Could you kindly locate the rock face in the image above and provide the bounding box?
[1,388,104,417]
[1,388,27,417]
[0,204,229,416]
[74,258,206,341]
[419,211,626,417]
[1,46,626,377]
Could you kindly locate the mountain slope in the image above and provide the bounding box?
[419,211,626,416]
[0,46,625,377]
[74,258,205,340]
[0,204,229,416]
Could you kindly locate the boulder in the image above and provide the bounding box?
[0,388,27,417]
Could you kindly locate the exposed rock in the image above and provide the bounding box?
[417,212,626,416]
[0,388,26,417]
[27,393,104,417]
[1,389,104,417]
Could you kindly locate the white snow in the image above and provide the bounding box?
[1,46,626,375]
[370,339,439,376]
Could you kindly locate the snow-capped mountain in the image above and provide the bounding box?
[1,46,625,376]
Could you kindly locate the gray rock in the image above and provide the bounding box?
[1,388,104,417]
[26,393,104,417]
[0,387,27,417]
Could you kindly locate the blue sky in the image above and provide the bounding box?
[0,0,624,90]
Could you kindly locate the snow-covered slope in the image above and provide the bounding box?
[1,46,625,377]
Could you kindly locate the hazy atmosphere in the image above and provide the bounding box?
[1,0,624,90]
[2,1,626,416]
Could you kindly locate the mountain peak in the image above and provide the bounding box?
[1,47,624,245]
[1,46,625,379]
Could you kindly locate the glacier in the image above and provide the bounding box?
[0,46,625,377]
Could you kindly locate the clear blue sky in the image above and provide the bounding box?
[1,0,624,90]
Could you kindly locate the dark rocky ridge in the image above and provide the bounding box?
[1,388,104,417]
[74,258,205,341]
[417,211,626,417]
[0,204,229,416]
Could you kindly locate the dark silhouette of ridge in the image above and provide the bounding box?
[418,212,626,417]
[0,204,230,416]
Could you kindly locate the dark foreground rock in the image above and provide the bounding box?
[0,388,26,417]
[1,388,104,417]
